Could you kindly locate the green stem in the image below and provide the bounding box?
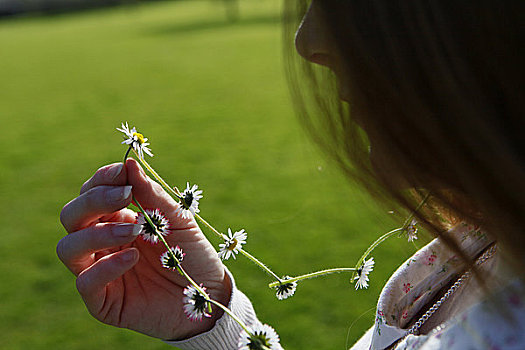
[205,303,271,350]
[129,151,282,286]
[351,227,404,280]
[239,248,282,283]
[132,154,223,243]
[351,193,431,280]
[132,196,210,310]
[207,299,252,335]
[132,196,158,237]
[195,214,228,240]
[124,151,222,316]
[402,192,431,228]
[194,214,281,281]
[268,267,357,288]
[134,152,182,199]
[196,213,281,283]
[123,146,132,164]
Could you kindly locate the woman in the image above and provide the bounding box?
[57,1,524,349]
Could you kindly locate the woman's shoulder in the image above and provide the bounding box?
[398,278,525,350]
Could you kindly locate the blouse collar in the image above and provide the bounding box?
[370,223,493,350]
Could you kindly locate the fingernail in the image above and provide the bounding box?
[107,185,132,203]
[123,185,132,198]
[113,223,142,237]
[132,224,142,235]
[120,249,136,263]
[109,163,124,181]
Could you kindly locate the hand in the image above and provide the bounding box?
[57,159,231,340]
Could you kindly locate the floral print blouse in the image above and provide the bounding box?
[351,223,525,350]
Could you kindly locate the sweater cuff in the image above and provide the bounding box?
[163,266,259,349]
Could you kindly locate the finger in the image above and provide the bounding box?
[60,185,133,233]
[57,222,142,275]
[76,248,139,316]
[80,163,128,195]
[97,207,138,225]
[126,159,192,230]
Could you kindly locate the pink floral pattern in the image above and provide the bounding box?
[426,253,437,265]
[364,223,524,350]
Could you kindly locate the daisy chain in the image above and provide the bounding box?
[179,182,203,219]
[406,219,418,242]
[136,208,170,244]
[183,284,211,322]
[160,246,185,270]
[274,276,297,300]
[117,122,153,159]
[218,228,247,260]
[354,257,375,290]
[238,323,283,350]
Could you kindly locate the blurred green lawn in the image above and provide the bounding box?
[0,1,425,349]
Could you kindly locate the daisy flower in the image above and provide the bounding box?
[218,228,247,260]
[354,257,375,290]
[406,219,418,242]
[183,284,211,322]
[160,246,185,270]
[274,276,297,300]
[179,182,203,219]
[238,323,283,350]
[117,122,153,159]
[136,208,170,244]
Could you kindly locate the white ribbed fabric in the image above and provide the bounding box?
[164,267,261,349]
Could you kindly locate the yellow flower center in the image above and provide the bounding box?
[227,238,238,251]
[133,132,145,144]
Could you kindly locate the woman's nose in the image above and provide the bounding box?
[295,1,334,68]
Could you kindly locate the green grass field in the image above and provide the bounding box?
[0,1,425,349]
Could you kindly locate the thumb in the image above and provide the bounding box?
[125,158,192,230]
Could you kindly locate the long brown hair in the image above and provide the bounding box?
[284,1,525,275]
